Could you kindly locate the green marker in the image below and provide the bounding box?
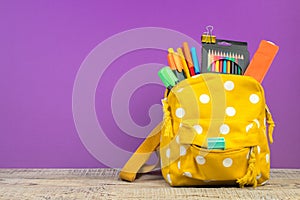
[158,67,179,90]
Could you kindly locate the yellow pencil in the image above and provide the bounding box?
[177,48,191,78]
[168,48,175,53]
[215,60,219,72]
[227,60,231,74]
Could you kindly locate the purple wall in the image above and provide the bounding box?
[0,0,299,168]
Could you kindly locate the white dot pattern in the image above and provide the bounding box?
[175,108,185,118]
[223,158,233,167]
[166,148,171,158]
[180,146,186,156]
[193,125,203,134]
[226,107,236,117]
[256,173,262,180]
[177,88,184,93]
[167,173,172,184]
[183,172,192,177]
[257,146,261,154]
[163,78,270,183]
[220,124,230,135]
[246,123,253,132]
[176,135,180,144]
[224,81,234,91]
[196,156,206,165]
[266,154,270,163]
[254,119,260,128]
[199,94,210,104]
[249,94,260,104]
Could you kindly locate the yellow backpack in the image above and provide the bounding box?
[120,73,275,188]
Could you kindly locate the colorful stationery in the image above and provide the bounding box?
[207,137,225,150]
[182,42,196,76]
[201,25,216,44]
[158,67,179,89]
[201,39,249,75]
[191,47,200,74]
[177,47,191,78]
[244,40,279,83]
[167,48,185,81]
[167,53,181,80]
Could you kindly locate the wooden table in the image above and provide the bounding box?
[0,169,299,199]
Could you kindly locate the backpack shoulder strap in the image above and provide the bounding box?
[119,122,162,182]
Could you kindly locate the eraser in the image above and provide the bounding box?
[244,40,279,83]
[207,137,225,150]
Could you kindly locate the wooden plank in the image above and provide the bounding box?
[0,169,299,199]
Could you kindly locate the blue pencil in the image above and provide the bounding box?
[223,59,227,73]
[191,47,200,74]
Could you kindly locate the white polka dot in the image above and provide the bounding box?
[254,119,260,128]
[223,158,233,167]
[249,94,260,104]
[266,154,270,163]
[220,124,230,135]
[177,88,184,93]
[176,135,180,144]
[226,107,236,116]
[256,173,262,180]
[257,146,261,154]
[224,81,234,91]
[196,156,206,165]
[177,161,181,170]
[180,146,186,156]
[166,173,172,184]
[183,172,192,177]
[166,148,171,158]
[199,94,210,104]
[246,123,253,132]
[175,108,185,118]
[193,125,203,134]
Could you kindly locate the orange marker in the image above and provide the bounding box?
[168,48,185,81]
[182,42,196,76]
[244,40,279,83]
[167,53,176,70]
[167,53,184,81]
[168,48,182,72]
[177,48,191,78]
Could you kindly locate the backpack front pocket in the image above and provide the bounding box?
[178,145,251,182]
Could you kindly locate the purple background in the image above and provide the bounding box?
[1,0,299,168]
